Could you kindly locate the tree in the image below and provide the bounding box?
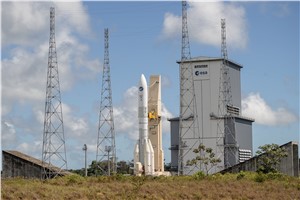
[116,160,133,174]
[187,144,221,175]
[164,162,171,171]
[256,143,288,174]
[88,160,103,176]
[68,168,85,176]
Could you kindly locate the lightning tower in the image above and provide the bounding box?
[216,19,238,169]
[42,7,67,179]
[178,1,200,175]
[96,28,116,175]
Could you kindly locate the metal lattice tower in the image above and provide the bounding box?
[216,19,238,170]
[178,1,200,175]
[42,7,67,179]
[96,28,116,175]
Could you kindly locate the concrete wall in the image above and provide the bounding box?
[2,151,42,178]
[220,141,299,177]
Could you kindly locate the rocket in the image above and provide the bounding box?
[134,74,155,176]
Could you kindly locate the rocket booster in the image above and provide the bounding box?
[134,74,154,176]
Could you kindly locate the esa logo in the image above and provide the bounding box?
[195,71,208,76]
[139,87,143,91]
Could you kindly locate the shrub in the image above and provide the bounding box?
[193,171,206,180]
[97,175,110,183]
[208,173,223,180]
[66,174,84,185]
[254,173,266,183]
[237,171,246,180]
[115,173,128,181]
[266,172,284,180]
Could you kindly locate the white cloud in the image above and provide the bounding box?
[161,12,181,39]
[2,2,50,46]
[114,86,139,140]
[259,2,291,18]
[2,46,47,105]
[161,102,173,133]
[48,103,91,138]
[2,121,17,145]
[55,2,91,36]
[1,2,101,114]
[2,2,91,47]
[33,103,88,138]
[161,75,172,88]
[16,141,42,157]
[1,2,100,169]
[242,93,298,126]
[161,1,247,49]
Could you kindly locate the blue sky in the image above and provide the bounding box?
[1,1,299,170]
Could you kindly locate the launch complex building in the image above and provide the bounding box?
[169,57,254,175]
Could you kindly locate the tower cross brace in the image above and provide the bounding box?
[96,28,117,175]
[42,7,67,179]
[178,1,200,175]
[216,18,238,170]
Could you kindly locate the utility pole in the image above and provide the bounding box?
[96,28,116,176]
[42,7,67,179]
[178,1,199,175]
[83,144,87,177]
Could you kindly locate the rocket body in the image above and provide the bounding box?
[134,74,154,176]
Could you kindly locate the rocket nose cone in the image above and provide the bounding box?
[139,74,147,88]
[140,74,146,83]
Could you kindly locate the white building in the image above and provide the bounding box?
[169,56,254,175]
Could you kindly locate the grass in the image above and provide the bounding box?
[2,172,300,200]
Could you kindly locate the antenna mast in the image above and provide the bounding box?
[216,19,238,169]
[96,28,117,175]
[42,7,67,179]
[178,1,200,175]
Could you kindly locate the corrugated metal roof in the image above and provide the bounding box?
[4,150,43,166]
[2,150,71,175]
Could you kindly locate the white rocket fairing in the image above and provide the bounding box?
[134,74,154,176]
